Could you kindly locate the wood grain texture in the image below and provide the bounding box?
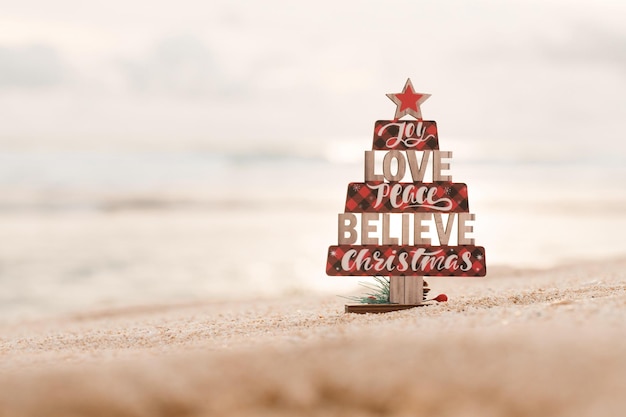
[404,276,423,305]
[360,213,378,245]
[434,213,455,245]
[389,275,405,304]
[406,150,431,182]
[413,213,432,245]
[382,213,398,245]
[338,213,358,244]
[401,213,410,245]
[458,213,475,245]
[382,150,406,181]
[433,150,452,181]
[345,304,425,314]
[364,151,383,182]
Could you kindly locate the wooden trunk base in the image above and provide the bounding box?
[345,304,425,314]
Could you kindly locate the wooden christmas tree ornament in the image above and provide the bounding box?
[326,78,487,314]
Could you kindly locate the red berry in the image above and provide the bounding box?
[434,294,448,302]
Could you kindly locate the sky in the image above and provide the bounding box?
[0,0,625,162]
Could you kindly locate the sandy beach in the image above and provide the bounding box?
[1,256,625,416]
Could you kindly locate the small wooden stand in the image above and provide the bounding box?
[345,276,424,314]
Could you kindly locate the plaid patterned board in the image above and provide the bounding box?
[373,120,439,151]
[326,245,486,277]
[344,182,469,213]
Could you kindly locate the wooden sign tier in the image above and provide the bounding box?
[327,245,486,276]
[372,120,439,150]
[345,182,469,213]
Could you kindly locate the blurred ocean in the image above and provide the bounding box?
[1,147,625,321]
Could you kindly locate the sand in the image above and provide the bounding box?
[1,257,626,416]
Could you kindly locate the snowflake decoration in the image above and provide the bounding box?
[352,183,362,192]
[444,186,453,195]
[330,250,337,257]
[476,254,483,260]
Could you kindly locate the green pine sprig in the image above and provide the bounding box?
[343,276,390,304]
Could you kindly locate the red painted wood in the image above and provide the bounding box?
[344,182,469,213]
[327,245,486,277]
[372,120,438,150]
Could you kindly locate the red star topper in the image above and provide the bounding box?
[386,78,431,120]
